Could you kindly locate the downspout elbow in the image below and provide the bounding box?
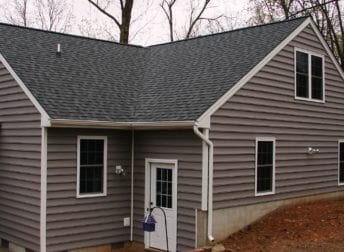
[208,235,215,242]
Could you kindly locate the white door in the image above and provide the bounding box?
[145,160,177,252]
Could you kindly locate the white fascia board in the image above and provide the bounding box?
[197,17,312,125]
[0,53,51,126]
[49,119,195,129]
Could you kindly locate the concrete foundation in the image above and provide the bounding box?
[197,191,344,247]
[8,243,25,252]
[69,244,112,252]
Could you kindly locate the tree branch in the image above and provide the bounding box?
[160,0,177,41]
[87,0,121,28]
[186,0,211,39]
[289,0,338,18]
[119,0,124,11]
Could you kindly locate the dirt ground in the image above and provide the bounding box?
[223,198,344,252]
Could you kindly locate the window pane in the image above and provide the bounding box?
[311,77,323,100]
[296,51,308,74]
[155,168,173,208]
[79,139,105,194]
[257,141,274,193]
[296,74,309,98]
[296,51,309,98]
[340,143,344,160]
[258,141,273,165]
[257,165,273,192]
[80,165,103,194]
[312,56,322,77]
[340,143,344,183]
[311,56,323,100]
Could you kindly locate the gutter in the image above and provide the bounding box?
[193,124,215,243]
[48,119,195,129]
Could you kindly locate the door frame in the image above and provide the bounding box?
[144,158,178,251]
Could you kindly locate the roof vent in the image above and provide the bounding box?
[56,43,61,56]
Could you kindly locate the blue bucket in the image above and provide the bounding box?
[143,214,156,232]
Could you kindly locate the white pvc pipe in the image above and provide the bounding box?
[130,129,135,241]
[193,125,215,243]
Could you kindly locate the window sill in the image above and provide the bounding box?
[77,192,107,199]
[255,191,275,197]
[338,182,344,186]
[294,96,325,104]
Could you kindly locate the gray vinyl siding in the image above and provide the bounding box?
[0,62,41,251]
[133,130,202,251]
[46,128,131,252]
[210,25,344,210]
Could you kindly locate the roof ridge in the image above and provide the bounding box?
[148,15,309,48]
[0,22,144,48]
[0,16,308,49]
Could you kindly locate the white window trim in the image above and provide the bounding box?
[338,140,344,186]
[255,137,276,197]
[77,136,108,198]
[294,47,325,103]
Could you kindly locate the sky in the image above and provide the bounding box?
[0,0,251,46]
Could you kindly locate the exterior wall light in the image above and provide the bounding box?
[308,147,320,155]
[115,165,126,176]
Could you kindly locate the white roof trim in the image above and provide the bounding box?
[197,17,312,126]
[0,53,51,126]
[50,119,195,129]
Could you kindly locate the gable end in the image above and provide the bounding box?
[197,17,344,128]
[0,53,50,126]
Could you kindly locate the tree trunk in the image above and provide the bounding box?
[120,0,134,44]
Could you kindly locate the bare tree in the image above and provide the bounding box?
[160,0,228,42]
[160,0,177,41]
[2,0,73,32]
[4,0,31,27]
[185,0,211,39]
[249,0,344,68]
[87,0,134,44]
[249,0,298,24]
[35,0,74,32]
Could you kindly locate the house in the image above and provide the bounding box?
[0,15,344,252]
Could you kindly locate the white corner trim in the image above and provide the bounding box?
[40,127,47,252]
[130,129,135,241]
[255,137,276,197]
[76,136,108,198]
[0,53,50,125]
[197,18,312,124]
[338,140,344,186]
[309,20,344,82]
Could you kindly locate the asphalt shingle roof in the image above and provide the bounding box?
[0,17,307,122]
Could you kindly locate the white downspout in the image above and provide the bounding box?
[40,127,47,252]
[130,129,135,241]
[193,125,215,243]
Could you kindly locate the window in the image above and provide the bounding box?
[156,168,173,208]
[295,49,324,102]
[255,138,275,196]
[77,136,107,198]
[339,140,344,185]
